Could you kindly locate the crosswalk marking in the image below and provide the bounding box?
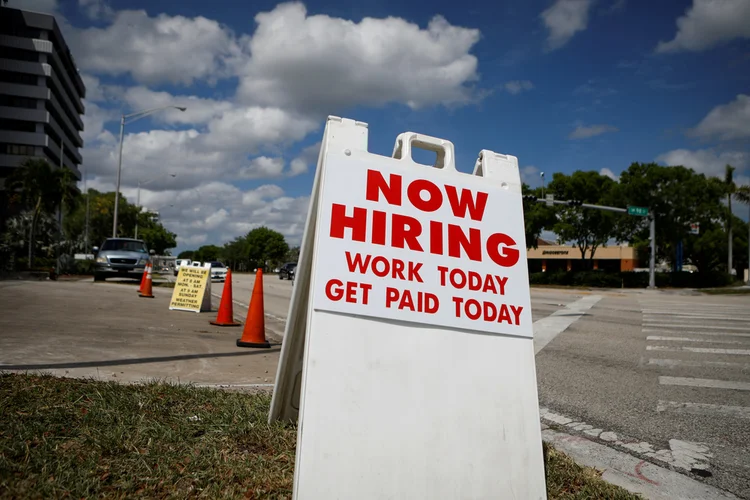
[647,345,750,355]
[646,336,745,344]
[659,376,750,391]
[657,400,750,420]
[643,329,750,338]
[643,311,750,321]
[643,322,750,331]
[648,358,750,369]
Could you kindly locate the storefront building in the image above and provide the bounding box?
[527,239,637,273]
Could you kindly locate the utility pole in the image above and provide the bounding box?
[84,163,90,254]
[56,140,64,276]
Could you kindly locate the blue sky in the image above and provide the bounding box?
[17,0,750,251]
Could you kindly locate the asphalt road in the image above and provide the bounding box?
[536,291,750,499]
[2,275,747,497]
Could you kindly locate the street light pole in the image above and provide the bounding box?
[111,106,186,239]
[648,214,656,289]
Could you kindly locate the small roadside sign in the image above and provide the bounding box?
[269,117,546,499]
[628,205,648,216]
[169,263,211,313]
[690,222,700,235]
[546,193,554,206]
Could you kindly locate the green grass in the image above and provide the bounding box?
[0,374,640,499]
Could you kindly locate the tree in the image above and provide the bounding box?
[245,226,289,270]
[194,244,221,262]
[522,184,556,249]
[285,246,300,263]
[547,171,619,266]
[725,165,735,274]
[614,163,726,271]
[139,224,177,255]
[178,250,195,259]
[4,158,80,268]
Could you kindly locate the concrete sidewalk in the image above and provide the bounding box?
[0,280,279,387]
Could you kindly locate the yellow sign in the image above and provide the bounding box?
[169,265,212,313]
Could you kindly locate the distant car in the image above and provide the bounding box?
[279,262,297,280]
[208,261,228,281]
[93,238,152,281]
[174,259,191,276]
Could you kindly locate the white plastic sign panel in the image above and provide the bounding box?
[312,154,532,338]
[271,117,546,500]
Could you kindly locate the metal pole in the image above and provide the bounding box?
[648,214,656,289]
[112,115,125,238]
[84,168,89,254]
[56,140,63,275]
[747,204,750,285]
[135,182,141,239]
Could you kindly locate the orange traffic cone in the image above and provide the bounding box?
[236,268,271,348]
[138,262,150,294]
[211,268,241,327]
[139,263,155,298]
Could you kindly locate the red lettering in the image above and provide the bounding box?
[330,203,367,242]
[447,224,481,261]
[325,279,343,301]
[482,275,497,294]
[510,305,523,325]
[449,268,466,288]
[495,276,508,295]
[465,299,481,320]
[399,290,415,311]
[345,281,357,303]
[407,261,423,282]
[407,179,443,212]
[372,256,389,277]
[424,293,439,313]
[498,304,512,324]
[487,233,519,267]
[429,220,443,255]
[452,296,463,317]
[366,170,401,206]
[392,214,423,251]
[445,185,488,221]
[372,210,386,245]
[438,266,448,286]
[468,271,482,291]
[484,301,497,321]
[392,259,405,280]
[345,251,370,273]
[385,287,399,308]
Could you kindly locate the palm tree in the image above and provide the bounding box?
[725,165,737,275]
[736,183,750,284]
[4,158,79,269]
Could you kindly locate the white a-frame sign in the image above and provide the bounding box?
[270,116,546,499]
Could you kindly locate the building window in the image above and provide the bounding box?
[0,71,38,86]
[0,46,40,63]
[0,143,36,156]
[0,95,37,109]
[0,119,37,132]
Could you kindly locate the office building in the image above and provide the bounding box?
[0,6,85,185]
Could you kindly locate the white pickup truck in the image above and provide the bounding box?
[174,259,202,276]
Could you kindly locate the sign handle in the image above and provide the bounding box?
[392,132,456,171]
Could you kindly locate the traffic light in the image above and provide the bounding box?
[523,194,537,203]
[567,199,583,207]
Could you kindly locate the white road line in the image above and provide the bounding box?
[643,328,750,338]
[657,400,750,420]
[648,358,750,369]
[647,345,750,355]
[643,323,750,331]
[533,295,602,354]
[646,336,746,345]
[644,314,750,323]
[659,376,750,391]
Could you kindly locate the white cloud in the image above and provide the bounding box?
[236,2,481,113]
[504,80,535,95]
[520,165,543,187]
[238,157,285,179]
[600,167,619,181]
[568,124,618,139]
[122,87,234,125]
[68,10,242,86]
[80,100,117,145]
[655,148,749,178]
[78,0,114,20]
[288,142,321,177]
[656,0,750,53]
[541,0,594,51]
[689,94,750,142]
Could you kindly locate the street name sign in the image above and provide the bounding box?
[169,263,212,313]
[546,193,554,206]
[690,222,700,235]
[627,205,649,217]
[269,117,546,499]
